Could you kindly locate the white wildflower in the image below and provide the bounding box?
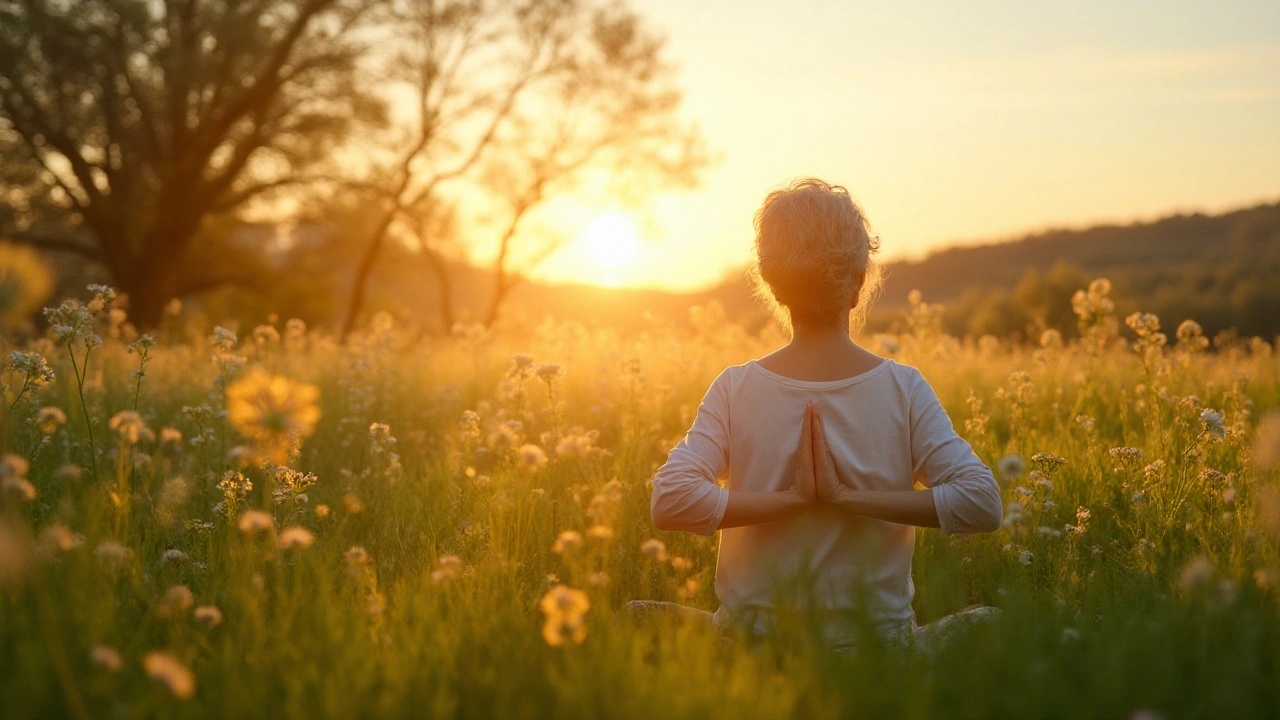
[1200,409,1226,440]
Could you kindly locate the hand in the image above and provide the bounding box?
[807,407,944,527]
[786,403,819,506]
[811,405,851,506]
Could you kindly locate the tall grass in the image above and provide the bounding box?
[1,291,1278,720]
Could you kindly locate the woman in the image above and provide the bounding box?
[643,178,1003,649]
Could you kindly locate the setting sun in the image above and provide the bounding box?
[584,213,640,268]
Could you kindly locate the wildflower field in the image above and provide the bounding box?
[2,283,1279,720]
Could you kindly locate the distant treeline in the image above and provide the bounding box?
[187,201,1280,342]
[26,201,1280,343]
[862,202,1280,341]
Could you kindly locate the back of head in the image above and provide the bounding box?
[750,178,882,332]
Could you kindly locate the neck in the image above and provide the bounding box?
[788,315,853,348]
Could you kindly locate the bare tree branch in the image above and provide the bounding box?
[1,229,102,260]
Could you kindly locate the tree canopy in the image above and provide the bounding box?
[0,0,385,326]
[1,0,705,331]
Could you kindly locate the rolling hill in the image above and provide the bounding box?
[497,201,1280,340]
[120,199,1280,342]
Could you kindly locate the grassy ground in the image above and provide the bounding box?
[2,288,1279,719]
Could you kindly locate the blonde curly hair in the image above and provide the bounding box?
[749,178,883,332]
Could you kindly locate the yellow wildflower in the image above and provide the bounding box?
[143,652,195,699]
[677,578,700,600]
[277,526,315,550]
[0,454,36,502]
[539,585,590,647]
[226,367,321,465]
[159,585,194,619]
[542,613,588,647]
[342,492,364,514]
[237,510,275,536]
[540,585,590,618]
[108,411,148,444]
[0,243,54,326]
[194,606,223,628]
[551,530,582,554]
[37,524,81,558]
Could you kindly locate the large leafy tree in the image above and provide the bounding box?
[339,0,707,335]
[0,0,384,326]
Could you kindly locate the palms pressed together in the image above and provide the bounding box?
[715,402,939,530]
[789,403,854,507]
[785,403,937,526]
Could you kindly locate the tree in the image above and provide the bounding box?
[1013,262,1088,336]
[0,0,384,327]
[339,0,707,337]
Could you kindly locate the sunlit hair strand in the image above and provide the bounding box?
[748,177,883,333]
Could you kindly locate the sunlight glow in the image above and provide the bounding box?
[584,213,640,268]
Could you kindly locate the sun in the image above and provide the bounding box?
[584,213,639,268]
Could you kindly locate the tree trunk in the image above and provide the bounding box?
[340,209,397,340]
[119,209,201,328]
[484,276,510,328]
[422,245,455,332]
[123,263,178,329]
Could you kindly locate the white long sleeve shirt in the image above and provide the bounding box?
[650,358,1002,643]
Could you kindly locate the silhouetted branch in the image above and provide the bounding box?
[1,230,102,260]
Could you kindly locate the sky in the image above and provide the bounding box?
[533,0,1280,291]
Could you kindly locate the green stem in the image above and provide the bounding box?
[132,358,145,411]
[67,343,99,481]
[1162,430,1208,523]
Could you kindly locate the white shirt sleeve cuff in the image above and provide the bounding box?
[703,485,729,536]
[932,482,959,536]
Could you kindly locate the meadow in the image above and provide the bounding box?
[2,281,1279,720]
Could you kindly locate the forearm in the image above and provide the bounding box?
[718,489,807,529]
[832,486,941,528]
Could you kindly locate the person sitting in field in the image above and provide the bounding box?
[637,178,1003,650]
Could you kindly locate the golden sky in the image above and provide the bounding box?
[534,0,1280,291]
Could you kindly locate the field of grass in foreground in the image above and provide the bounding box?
[2,284,1279,719]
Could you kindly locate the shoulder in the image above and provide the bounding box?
[873,358,925,390]
[704,361,753,397]
[877,360,941,409]
[884,359,937,384]
[692,364,754,421]
[713,361,756,383]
